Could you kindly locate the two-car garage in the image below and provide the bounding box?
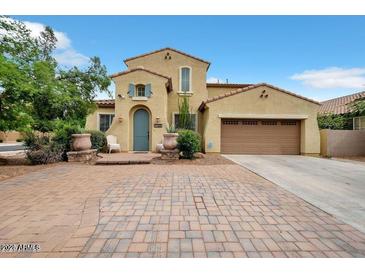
[221,119,301,155]
[200,83,321,155]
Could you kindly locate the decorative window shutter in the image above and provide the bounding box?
[145,84,152,97]
[128,83,135,96]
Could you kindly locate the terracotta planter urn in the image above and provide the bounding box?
[163,133,178,150]
[71,134,92,151]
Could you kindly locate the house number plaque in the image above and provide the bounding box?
[154,123,163,128]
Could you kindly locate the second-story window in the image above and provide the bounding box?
[180,67,191,92]
[136,84,145,97]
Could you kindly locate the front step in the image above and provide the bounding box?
[95,159,151,165]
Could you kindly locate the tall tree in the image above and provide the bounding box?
[0,16,111,133]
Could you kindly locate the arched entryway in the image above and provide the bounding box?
[133,109,149,151]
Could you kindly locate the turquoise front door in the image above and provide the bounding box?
[133,109,149,151]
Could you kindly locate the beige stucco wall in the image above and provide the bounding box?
[86,50,320,155]
[125,49,209,126]
[320,129,328,156]
[85,107,115,131]
[320,129,365,157]
[202,85,321,154]
[0,131,23,142]
[107,70,169,151]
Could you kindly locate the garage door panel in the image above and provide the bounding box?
[221,119,300,155]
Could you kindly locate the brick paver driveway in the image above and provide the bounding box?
[1,163,365,258]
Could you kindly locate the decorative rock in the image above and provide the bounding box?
[160,149,179,160]
[193,152,205,159]
[156,143,164,153]
[66,149,97,163]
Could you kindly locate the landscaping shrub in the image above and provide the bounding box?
[51,122,82,160]
[16,138,24,142]
[84,130,107,152]
[317,114,348,130]
[53,122,82,151]
[26,142,64,165]
[177,130,201,159]
[24,132,64,165]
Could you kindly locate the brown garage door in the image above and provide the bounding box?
[221,119,300,154]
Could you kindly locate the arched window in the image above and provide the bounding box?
[136,84,145,97]
[180,67,191,92]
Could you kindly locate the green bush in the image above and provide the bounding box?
[52,122,82,160]
[177,130,201,159]
[26,142,64,165]
[24,131,47,149]
[84,130,107,152]
[53,122,82,151]
[16,138,24,142]
[24,132,64,165]
[317,114,348,130]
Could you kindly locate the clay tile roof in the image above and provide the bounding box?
[199,83,320,112]
[123,47,211,68]
[206,83,252,88]
[319,91,365,115]
[109,67,173,93]
[109,67,171,79]
[95,99,115,108]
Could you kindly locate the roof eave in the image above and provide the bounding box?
[202,83,321,106]
[123,47,211,70]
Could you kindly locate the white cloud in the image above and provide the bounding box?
[1,18,89,67]
[291,67,365,89]
[54,49,89,67]
[23,21,71,50]
[207,77,225,83]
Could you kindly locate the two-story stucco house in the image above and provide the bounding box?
[85,47,321,155]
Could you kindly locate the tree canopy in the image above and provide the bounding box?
[0,16,111,133]
[350,99,365,117]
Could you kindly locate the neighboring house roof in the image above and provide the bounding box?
[95,99,115,108]
[123,47,211,69]
[206,83,252,88]
[110,67,173,92]
[199,83,321,111]
[319,91,365,115]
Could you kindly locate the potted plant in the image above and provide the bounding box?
[163,125,178,150]
[71,133,92,151]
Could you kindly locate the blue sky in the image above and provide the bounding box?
[12,16,365,101]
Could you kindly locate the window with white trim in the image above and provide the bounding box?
[180,67,191,92]
[99,114,114,132]
[173,113,197,131]
[136,84,145,97]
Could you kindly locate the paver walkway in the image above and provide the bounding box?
[1,164,365,258]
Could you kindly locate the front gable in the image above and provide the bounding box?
[199,83,320,112]
[124,47,210,70]
[111,68,173,93]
